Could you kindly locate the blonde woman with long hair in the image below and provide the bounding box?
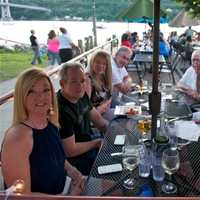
[1,67,84,195]
[86,50,112,116]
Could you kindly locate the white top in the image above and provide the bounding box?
[111,58,128,86]
[58,33,72,49]
[179,66,197,91]
[111,58,128,98]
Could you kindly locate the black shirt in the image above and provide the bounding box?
[57,90,93,142]
[30,35,38,47]
[57,90,98,175]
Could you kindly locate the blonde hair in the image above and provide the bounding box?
[89,50,112,92]
[12,67,59,127]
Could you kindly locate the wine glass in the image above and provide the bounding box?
[161,148,180,194]
[166,120,190,151]
[122,145,139,189]
[166,120,178,150]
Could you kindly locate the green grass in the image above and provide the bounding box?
[0,50,47,82]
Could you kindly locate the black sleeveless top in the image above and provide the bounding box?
[25,122,66,194]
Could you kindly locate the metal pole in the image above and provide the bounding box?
[149,0,161,139]
[92,0,97,46]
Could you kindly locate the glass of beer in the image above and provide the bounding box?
[138,119,151,141]
[144,119,151,132]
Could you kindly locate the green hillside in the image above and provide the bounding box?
[5,0,183,21]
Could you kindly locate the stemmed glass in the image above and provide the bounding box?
[166,120,178,150]
[166,119,190,151]
[161,148,180,194]
[122,145,139,189]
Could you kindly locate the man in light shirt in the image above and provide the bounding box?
[177,50,200,105]
[111,46,132,107]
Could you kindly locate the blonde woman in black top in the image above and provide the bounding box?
[86,50,113,118]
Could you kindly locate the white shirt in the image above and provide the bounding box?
[179,66,197,91]
[58,33,72,49]
[111,58,128,98]
[112,58,128,86]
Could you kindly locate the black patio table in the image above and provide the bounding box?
[82,114,200,197]
[133,53,165,81]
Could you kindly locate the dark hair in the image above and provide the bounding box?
[60,27,67,34]
[121,33,129,42]
[59,62,84,81]
[48,30,56,39]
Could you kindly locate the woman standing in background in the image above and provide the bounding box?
[58,27,76,63]
[47,30,60,66]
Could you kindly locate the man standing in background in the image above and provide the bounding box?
[30,29,42,65]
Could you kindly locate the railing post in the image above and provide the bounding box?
[84,37,90,51]
[88,36,94,49]
[78,39,84,53]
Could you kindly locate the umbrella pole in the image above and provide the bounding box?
[149,0,161,139]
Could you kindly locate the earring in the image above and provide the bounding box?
[49,106,54,115]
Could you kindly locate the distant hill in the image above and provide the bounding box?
[6,0,183,21]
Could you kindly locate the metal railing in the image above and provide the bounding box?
[0,38,118,106]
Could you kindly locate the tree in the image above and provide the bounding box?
[176,0,200,18]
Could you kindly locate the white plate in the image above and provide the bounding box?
[130,90,149,95]
[114,105,142,116]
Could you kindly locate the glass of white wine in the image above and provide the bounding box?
[161,148,180,194]
[122,145,139,189]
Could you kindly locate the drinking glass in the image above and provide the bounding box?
[166,120,177,150]
[152,152,165,182]
[122,145,139,189]
[166,120,190,150]
[138,145,151,178]
[161,148,180,194]
[137,119,151,142]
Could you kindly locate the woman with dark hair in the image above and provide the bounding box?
[121,33,132,49]
[47,30,60,66]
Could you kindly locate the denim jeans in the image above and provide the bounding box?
[47,50,60,66]
[31,46,42,65]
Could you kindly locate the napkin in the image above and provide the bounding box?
[162,94,173,100]
[175,120,200,141]
[193,111,200,120]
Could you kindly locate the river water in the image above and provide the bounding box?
[1,20,199,46]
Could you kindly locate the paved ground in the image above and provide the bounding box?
[0,78,16,96]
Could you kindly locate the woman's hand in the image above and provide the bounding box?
[65,161,85,186]
[69,175,86,195]
[67,165,83,185]
[67,165,86,195]
[97,99,111,114]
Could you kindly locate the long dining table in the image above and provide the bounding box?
[82,87,200,197]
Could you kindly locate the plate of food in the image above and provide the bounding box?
[114,105,142,116]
